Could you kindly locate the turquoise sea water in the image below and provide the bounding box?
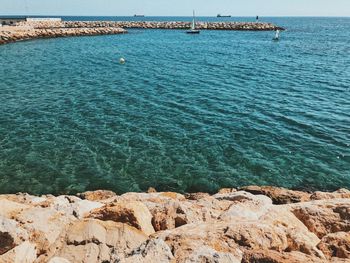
[0,17,349,194]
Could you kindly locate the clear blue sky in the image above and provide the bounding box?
[1,0,349,17]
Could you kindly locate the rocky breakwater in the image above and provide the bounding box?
[0,25,126,45]
[18,20,284,31]
[0,20,283,45]
[63,21,284,31]
[0,186,349,262]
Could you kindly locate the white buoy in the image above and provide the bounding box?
[119,58,126,64]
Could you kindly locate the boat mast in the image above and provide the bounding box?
[192,10,196,30]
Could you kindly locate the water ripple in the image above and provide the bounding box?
[0,18,349,194]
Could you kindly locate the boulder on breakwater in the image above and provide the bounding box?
[0,186,349,262]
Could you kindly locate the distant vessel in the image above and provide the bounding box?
[134,14,145,17]
[217,14,231,18]
[186,11,200,34]
[273,29,280,41]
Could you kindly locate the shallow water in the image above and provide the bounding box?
[0,17,349,194]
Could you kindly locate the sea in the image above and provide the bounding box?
[0,16,349,194]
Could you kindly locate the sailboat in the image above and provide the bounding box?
[186,11,200,34]
[273,29,280,41]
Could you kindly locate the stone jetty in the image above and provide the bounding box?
[0,26,126,45]
[0,186,349,262]
[0,20,284,45]
[60,21,284,31]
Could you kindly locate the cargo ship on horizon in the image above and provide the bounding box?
[217,14,231,18]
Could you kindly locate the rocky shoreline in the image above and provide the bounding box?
[1,186,349,262]
[0,20,284,45]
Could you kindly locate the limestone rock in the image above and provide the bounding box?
[217,188,237,194]
[0,188,348,262]
[120,192,186,202]
[15,206,73,252]
[87,201,155,235]
[261,206,324,257]
[151,200,179,231]
[242,249,325,263]
[311,189,350,200]
[102,220,148,249]
[52,219,148,263]
[213,190,260,202]
[192,195,233,221]
[0,241,37,263]
[40,195,103,218]
[147,187,157,193]
[9,204,77,261]
[291,199,350,238]
[57,243,100,263]
[0,193,46,205]
[185,192,211,200]
[155,222,244,262]
[224,223,289,251]
[216,191,273,221]
[66,219,107,245]
[149,195,226,232]
[0,232,16,255]
[72,199,104,218]
[65,219,147,249]
[240,185,311,204]
[0,216,29,249]
[184,246,242,263]
[317,232,350,259]
[77,190,117,201]
[0,199,29,217]
[48,257,71,263]
[124,238,174,263]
